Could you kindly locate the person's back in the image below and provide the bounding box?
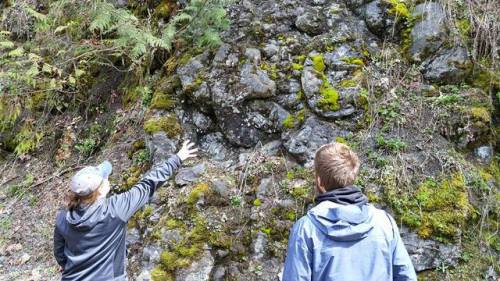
[54,140,198,280]
[282,143,416,281]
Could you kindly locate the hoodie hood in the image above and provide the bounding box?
[66,198,105,231]
[308,201,374,241]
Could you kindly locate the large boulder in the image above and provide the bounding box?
[422,47,470,84]
[408,2,447,62]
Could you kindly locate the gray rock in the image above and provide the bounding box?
[269,103,291,131]
[240,64,277,100]
[474,145,493,163]
[176,249,214,281]
[162,228,182,245]
[301,66,356,119]
[401,228,461,272]
[213,43,231,64]
[263,44,279,58]
[177,55,207,91]
[261,140,283,156]
[200,132,231,161]
[215,107,264,148]
[211,179,230,199]
[142,245,162,263]
[126,228,140,245]
[175,164,206,186]
[257,177,274,200]
[283,116,348,166]
[146,132,177,164]
[245,48,262,64]
[252,231,268,261]
[364,1,385,36]
[187,82,212,112]
[295,10,326,36]
[422,47,470,84]
[212,266,226,281]
[409,2,446,61]
[192,110,213,132]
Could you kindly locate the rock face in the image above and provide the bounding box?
[176,249,214,281]
[422,47,470,83]
[408,2,447,62]
[283,117,349,166]
[401,228,460,272]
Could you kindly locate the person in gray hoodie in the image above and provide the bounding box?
[53,140,198,281]
[283,142,417,281]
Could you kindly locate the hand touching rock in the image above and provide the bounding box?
[176,140,198,161]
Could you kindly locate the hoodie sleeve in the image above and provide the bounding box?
[387,214,417,281]
[53,215,67,267]
[110,155,182,222]
[282,218,313,281]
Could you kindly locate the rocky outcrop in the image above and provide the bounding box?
[408,2,447,62]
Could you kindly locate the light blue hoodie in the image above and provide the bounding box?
[283,201,417,281]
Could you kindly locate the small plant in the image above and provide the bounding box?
[75,139,97,156]
[230,194,243,207]
[375,134,408,152]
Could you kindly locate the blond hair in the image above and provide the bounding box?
[314,142,360,191]
[66,188,101,210]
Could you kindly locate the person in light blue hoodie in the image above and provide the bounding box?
[283,142,417,281]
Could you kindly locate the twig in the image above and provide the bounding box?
[30,164,83,189]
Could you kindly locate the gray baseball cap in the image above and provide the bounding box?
[70,161,112,196]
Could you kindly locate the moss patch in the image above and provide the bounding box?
[317,79,340,111]
[384,172,474,242]
[311,54,325,73]
[143,115,182,137]
[150,92,175,110]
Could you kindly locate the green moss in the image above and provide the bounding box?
[335,137,347,144]
[143,115,182,137]
[340,57,365,66]
[384,172,474,242]
[253,198,262,206]
[151,266,174,281]
[339,79,358,88]
[282,114,295,129]
[456,19,471,37]
[469,106,491,123]
[260,62,278,80]
[311,54,325,72]
[186,182,210,205]
[150,92,175,110]
[318,79,340,111]
[295,55,306,64]
[291,63,304,71]
[385,0,410,18]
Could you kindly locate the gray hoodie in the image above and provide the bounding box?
[283,200,417,280]
[54,155,181,281]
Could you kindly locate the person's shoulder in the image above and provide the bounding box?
[367,204,396,237]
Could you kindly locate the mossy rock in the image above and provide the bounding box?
[150,92,175,110]
[384,172,474,242]
[143,115,182,137]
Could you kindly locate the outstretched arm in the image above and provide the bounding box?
[111,140,198,221]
